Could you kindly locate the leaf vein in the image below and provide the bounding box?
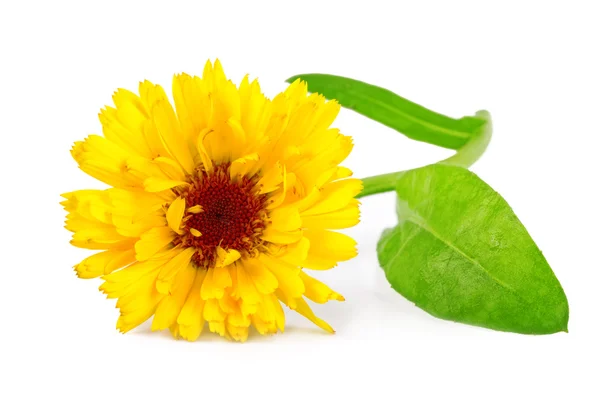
[404,216,520,296]
[344,88,472,140]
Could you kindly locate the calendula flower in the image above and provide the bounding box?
[62,60,361,341]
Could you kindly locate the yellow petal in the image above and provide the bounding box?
[277,237,310,266]
[332,166,353,180]
[261,228,303,245]
[232,262,260,305]
[301,199,360,230]
[152,262,196,330]
[144,177,189,193]
[74,249,136,279]
[269,207,301,232]
[108,189,169,217]
[226,323,249,342]
[200,266,232,299]
[266,165,288,210]
[107,261,167,333]
[171,73,195,144]
[153,156,186,182]
[300,229,357,270]
[135,226,174,261]
[301,179,363,217]
[226,117,246,145]
[111,212,166,238]
[252,293,285,334]
[257,161,283,194]
[204,298,226,322]
[166,197,185,234]
[243,258,279,295]
[99,89,152,158]
[71,135,143,190]
[292,297,334,333]
[261,206,303,244]
[215,247,241,268]
[230,153,260,180]
[147,84,196,174]
[101,253,173,296]
[195,128,214,172]
[177,269,208,341]
[299,271,344,303]
[208,321,228,337]
[156,247,196,294]
[261,255,305,303]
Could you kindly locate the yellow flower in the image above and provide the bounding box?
[62,60,361,342]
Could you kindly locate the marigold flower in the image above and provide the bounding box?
[62,60,361,341]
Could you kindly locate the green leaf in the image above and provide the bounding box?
[377,164,569,334]
[287,73,487,150]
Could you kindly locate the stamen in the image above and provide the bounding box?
[187,205,203,214]
[190,228,202,237]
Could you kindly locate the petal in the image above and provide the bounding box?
[269,207,302,232]
[226,324,249,342]
[102,259,168,333]
[262,206,302,244]
[261,228,303,245]
[177,269,208,341]
[261,255,304,305]
[215,247,241,268]
[152,262,196,330]
[201,266,232,300]
[166,197,186,234]
[299,271,344,303]
[301,199,360,230]
[276,237,310,266]
[243,258,279,295]
[231,262,261,305]
[74,249,136,279]
[99,92,153,158]
[144,177,189,193]
[111,212,166,238]
[230,153,260,180]
[145,83,196,174]
[300,229,358,270]
[251,293,284,334]
[71,135,141,189]
[108,189,169,217]
[257,161,283,194]
[301,179,363,217]
[292,297,334,333]
[135,226,175,261]
[156,247,196,294]
[204,298,225,322]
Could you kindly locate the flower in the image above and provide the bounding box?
[62,60,361,341]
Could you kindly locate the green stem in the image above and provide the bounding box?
[439,110,492,168]
[357,171,406,199]
[357,110,492,199]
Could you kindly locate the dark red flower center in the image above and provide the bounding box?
[175,163,268,268]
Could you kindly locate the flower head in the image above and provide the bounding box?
[62,60,361,341]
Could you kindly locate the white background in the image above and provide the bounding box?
[1,1,599,399]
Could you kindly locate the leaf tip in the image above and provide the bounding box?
[285,75,301,84]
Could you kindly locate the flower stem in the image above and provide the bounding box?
[357,110,492,199]
[438,110,492,168]
[357,172,406,199]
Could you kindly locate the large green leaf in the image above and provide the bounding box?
[377,164,569,334]
[286,73,486,150]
